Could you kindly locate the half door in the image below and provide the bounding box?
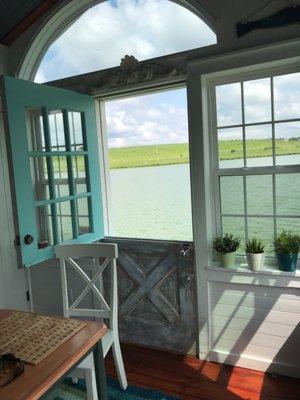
[1,76,104,267]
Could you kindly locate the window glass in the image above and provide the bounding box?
[216,83,242,127]
[275,122,300,166]
[215,71,300,258]
[27,110,45,152]
[220,176,244,215]
[104,88,193,241]
[36,205,54,246]
[244,78,271,124]
[73,155,88,194]
[245,124,273,167]
[69,112,84,151]
[49,110,66,151]
[77,197,91,235]
[276,174,300,215]
[274,72,300,120]
[53,156,70,197]
[277,218,300,235]
[27,107,93,247]
[218,127,244,168]
[247,175,273,215]
[57,201,73,241]
[30,157,49,201]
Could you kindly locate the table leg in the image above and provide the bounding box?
[93,340,108,400]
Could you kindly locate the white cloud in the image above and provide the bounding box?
[217,73,300,140]
[35,0,216,82]
[105,88,188,147]
[34,69,47,84]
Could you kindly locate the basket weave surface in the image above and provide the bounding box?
[0,311,86,365]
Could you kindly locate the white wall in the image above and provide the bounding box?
[0,107,28,311]
[206,268,300,378]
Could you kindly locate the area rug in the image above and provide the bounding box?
[51,377,180,400]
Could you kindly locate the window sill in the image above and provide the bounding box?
[206,264,300,278]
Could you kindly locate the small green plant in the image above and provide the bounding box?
[245,238,265,254]
[273,231,300,255]
[213,234,240,254]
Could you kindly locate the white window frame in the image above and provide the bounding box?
[94,83,193,241]
[203,63,300,266]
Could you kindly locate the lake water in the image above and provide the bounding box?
[109,155,299,251]
[110,163,193,241]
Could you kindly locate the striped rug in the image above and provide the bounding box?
[47,377,180,400]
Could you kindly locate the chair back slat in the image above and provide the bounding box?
[56,243,118,325]
[55,243,118,259]
[69,309,110,319]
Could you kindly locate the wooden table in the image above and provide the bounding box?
[0,309,108,400]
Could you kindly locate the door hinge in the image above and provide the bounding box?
[26,290,30,302]
[14,235,20,247]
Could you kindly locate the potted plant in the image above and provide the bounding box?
[245,238,265,271]
[273,231,300,272]
[213,233,240,268]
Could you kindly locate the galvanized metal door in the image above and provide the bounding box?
[105,238,197,354]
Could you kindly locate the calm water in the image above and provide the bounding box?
[110,164,193,241]
[109,155,300,250]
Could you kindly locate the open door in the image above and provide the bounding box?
[1,76,104,267]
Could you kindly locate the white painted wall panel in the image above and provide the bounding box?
[0,110,28,311]
[208,280,300,377]
[212,319,296,338]
[212,304,300,325]
[211,288,300,313]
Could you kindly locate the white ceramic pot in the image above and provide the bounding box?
[246,252,264,271]
[218,251,236,268]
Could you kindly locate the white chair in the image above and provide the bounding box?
[55,243,128,399]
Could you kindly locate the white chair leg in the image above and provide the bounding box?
[84,366,98,400]
[112,338,128,390]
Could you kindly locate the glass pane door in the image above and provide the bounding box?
[2,76,104,267]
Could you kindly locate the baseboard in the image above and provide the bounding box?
[208,350,300,378]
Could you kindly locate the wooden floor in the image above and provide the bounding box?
[106,344,300,400]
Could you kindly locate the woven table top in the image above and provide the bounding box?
[0,311,86,365]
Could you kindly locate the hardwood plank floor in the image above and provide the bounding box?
[105,344,300,400]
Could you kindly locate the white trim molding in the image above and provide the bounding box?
[187,49,300,375]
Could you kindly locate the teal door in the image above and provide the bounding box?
[1,76,104,267]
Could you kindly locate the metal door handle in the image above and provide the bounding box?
[24,234,34,245]
[179,243,193,258]
[181,274,193,286]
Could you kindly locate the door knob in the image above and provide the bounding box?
[179,243,193,258]
[24,234,34,245]
[181,274,193,286]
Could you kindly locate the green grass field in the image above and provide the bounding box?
[108,139,300,169]
[50,139,299,171]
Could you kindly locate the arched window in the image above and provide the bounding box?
[35,0,216,82]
